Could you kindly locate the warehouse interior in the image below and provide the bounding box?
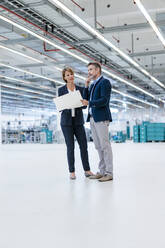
[0,0,165,247]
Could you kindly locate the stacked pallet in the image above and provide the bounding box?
[147,123,165,142]
[133,122,165,143]
[133,125,140,143]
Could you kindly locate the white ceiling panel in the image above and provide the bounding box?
[66,26,92,39]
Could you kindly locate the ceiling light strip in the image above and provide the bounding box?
[102,69,155,98]
[2,96,54,107]
[0,44,43,64]
[1,89,52,101]
[112,89,159,108]
[1,83,54,97]
[0,62,65,85]
[110,103,125,109]
[0,74,57,92]
[134,0,165,47]
[111,98,144,108]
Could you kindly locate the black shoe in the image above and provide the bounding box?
[84,172,94,177]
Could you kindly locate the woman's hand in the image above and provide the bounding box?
[81,99,89,106]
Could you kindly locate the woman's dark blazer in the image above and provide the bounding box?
[58,85,86,126]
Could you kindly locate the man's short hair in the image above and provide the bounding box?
[87,62,101,74]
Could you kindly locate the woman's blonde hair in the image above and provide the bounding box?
[62,67,74,83]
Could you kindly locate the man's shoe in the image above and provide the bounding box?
[98,174,113,182]
[89,173,103,179]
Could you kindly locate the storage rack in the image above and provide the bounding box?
[133,122,165,143]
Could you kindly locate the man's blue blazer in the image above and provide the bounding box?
[83,76,112,122]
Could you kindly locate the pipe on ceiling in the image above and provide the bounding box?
[112,36,120,43]
[70,0,85,11]
[96,21,104,29]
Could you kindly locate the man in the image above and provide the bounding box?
[81,62,113,182]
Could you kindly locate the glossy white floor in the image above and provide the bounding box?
[1,141,165,248]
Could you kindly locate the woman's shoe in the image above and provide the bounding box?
[70,173,76,180]
[84,171,94,177]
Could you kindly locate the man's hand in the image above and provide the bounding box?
[81,99,89,106]
[85,75,93,87]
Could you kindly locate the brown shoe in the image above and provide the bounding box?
[89,173,103,179]
[98,175,113,182]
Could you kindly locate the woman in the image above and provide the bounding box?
[58,67,93,180]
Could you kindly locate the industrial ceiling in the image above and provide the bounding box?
[0,0,165,115]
